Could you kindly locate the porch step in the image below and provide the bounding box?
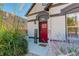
[39,44,47,47]
[28,43,49,56]
[27,38,49,56]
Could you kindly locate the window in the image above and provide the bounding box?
[34,29,38,43]
[66,13,79,40]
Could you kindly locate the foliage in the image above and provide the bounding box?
[59,46,79,56]
[60,46,67,54]
[67,17,77,33]
[67,17,75,26]
[0,15,2,22]
[67,47,76,53]
[0,18,28,56]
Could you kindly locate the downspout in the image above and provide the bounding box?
[65,13,67,41]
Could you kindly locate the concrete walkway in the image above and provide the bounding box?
[26,38,49,56]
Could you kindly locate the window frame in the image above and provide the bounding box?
[66,13,79,40]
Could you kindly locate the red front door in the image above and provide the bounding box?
[39,21,48,43]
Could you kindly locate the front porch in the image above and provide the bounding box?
[27,37,49,56]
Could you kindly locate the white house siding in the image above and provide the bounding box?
[27,21,39,38]
[27,14,37,37]
[27,22,35,37]
[50,4,72,15]
[29,3,46,15]
[27,3,46,38]
[49,16,66,40]
[48,4,72,40]
[27,14,37,21]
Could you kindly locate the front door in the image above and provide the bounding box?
[39,21,48,43]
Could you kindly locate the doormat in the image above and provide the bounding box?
[39,44,47,47]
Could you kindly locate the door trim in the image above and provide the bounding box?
[39,21,48,43]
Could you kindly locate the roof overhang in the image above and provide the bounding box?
[25,3,36,16]
[61,3,79,14]
[25,3,50,16]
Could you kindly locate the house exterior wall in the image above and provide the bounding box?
[27,14,37,21]
[50,4,71,15]
[27,4,47,38]
[29,3,46,15]
[27,12,38,38]
[49,4,72,40]
[26,3,79,56]
[27,21,39,38]
[27,22,35,37]
[48,16,66,40]
[27,3,72,41]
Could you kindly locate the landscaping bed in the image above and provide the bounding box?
[49,40,79,56]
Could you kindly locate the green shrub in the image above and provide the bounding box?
[0,28,28,56]
[68,47,76,53]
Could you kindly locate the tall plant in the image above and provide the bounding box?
[0,26,28,56]
[0,15,28,56]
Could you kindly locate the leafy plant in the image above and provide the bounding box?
[0,18,28,56]
[67,17,76,26]
[0,16,28,56]
[67,47,77,53]
[0,28,28,56]
[60,46,67,54]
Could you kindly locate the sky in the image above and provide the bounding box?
[0,3,32,18]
